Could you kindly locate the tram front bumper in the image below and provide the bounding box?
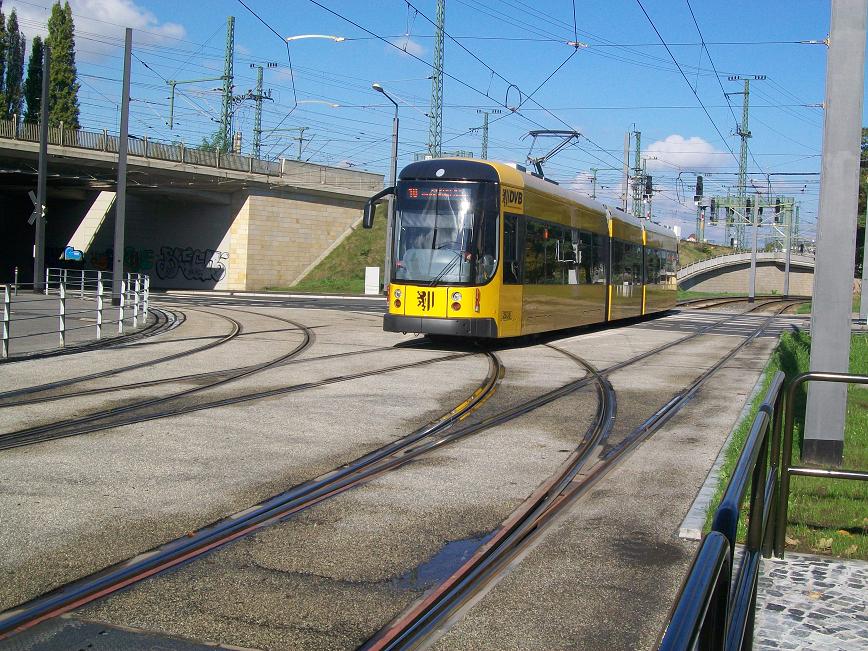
[384,314,498,338]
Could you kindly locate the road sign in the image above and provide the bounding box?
[27,190,45,226]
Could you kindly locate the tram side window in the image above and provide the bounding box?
[593,233,607,284]
[503,213,522,284]
[663,250,677,285]
[612,240,643,285]
[645,247,662,285]
[578,231,608,284]
[524,219,563,284]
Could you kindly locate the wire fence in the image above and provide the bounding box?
[0,116,383,192]
[2,267,150,358]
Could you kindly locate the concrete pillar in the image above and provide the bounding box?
[803,0,867,465]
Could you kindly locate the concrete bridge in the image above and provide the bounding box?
[677,251,817,296]
[0,119,384,290]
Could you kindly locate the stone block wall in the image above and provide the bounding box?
[225,190,364,290]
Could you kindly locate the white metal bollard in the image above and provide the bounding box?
[80,269,85,298]
[13,267,18,297]
[2,285,10,358]
[44,267,49,295]
[118,280,125,335]
[133,277,140,329]
[59,283,66,347]
[96,271,103,340]
[143,276,149,320]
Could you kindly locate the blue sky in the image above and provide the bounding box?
[7,0,867,241]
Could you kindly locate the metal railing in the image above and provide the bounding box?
[774,371,868,557]
[658,369,868,650]
[0,116,383,192]
[1,267,150,358]
[659,371,785,651]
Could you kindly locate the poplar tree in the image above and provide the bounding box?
[46,1,79,128]
[3,9,25,119]
[0,2,7,113]
[23,36,43,122]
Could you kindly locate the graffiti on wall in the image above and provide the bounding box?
[62,244,228,283]
[156,246,229,282]
[84,246,155,273]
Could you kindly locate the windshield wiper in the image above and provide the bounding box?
[427,251,462,286]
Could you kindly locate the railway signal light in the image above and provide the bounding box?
[774,197,783,224]
[694,175,703,204]
[644,175,653,199]
[709,198,718,225]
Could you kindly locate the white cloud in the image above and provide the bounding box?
[644,134,728,171]
[8,0,186,61]
[389,36,425,57]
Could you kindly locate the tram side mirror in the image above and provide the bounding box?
[362,186,396,229]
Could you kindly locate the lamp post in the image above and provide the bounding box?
[373,83,399,289]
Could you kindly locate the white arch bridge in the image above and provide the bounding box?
[677,252,817,296]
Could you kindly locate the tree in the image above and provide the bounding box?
[23,36,42,122]
[3,9,25,119]
[198,130,228,152]
[0,1,7,113]
[45,1,79,128]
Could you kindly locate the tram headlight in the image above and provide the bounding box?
[394,289,402,299]
[451,292,462,301]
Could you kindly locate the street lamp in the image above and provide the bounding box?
[372,82,399,288]
[285,34,345,42]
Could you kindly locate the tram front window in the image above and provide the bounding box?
[394,181,498,285]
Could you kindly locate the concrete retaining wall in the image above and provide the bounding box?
[679,259,815,296]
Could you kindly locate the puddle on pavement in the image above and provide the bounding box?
[392,533,494,591]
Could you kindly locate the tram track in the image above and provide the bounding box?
[0,351,505,639]
[362,303,794,650]
[0,307,242,406]
[0,309,314,450]
[0,302,794,640]
[0,306,181,366]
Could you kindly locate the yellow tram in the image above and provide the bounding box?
[363,159,677,339]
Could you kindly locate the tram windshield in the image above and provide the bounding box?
[393,181,498,285]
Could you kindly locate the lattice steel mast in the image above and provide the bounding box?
[427,0,445,158]
[220,16,235,153]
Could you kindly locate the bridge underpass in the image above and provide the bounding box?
[677,251,817,296]
[0,130,383,290]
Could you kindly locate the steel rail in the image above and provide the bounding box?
[362,351,616,651]
[0,303,788,638]
[0,351,504,639]
[362,304,792,651]
[0,344,402,408]
[0,310,313,448]
[0,306,178,365]
[0,308,242,405]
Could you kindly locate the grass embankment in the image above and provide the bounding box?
[707,332,868,558]
[267,204,388,294]
[678,240,733,267]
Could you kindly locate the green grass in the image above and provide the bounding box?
[265,203,388,295]
[706,332,868,559]
[796,296,862,315]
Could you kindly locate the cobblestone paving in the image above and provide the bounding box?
[754,552,868,650]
